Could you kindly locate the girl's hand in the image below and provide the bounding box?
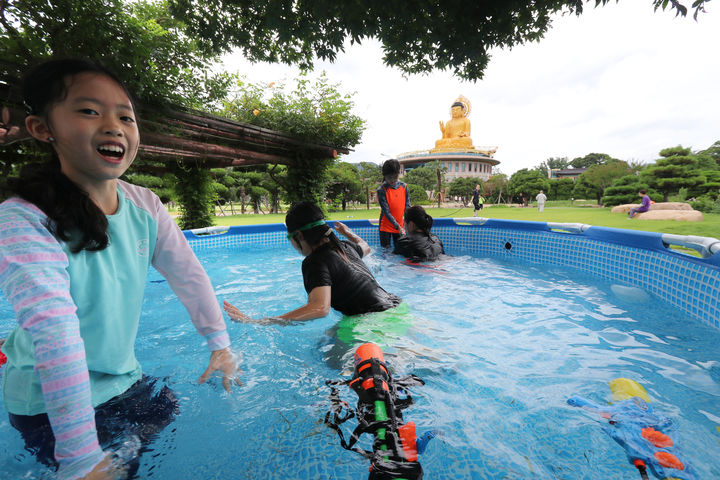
[198,347,241,392]
[333,221,350,237]
[80,454,122,480]
[223,301,252,322]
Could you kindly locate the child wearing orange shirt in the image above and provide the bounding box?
[377,159,410,248]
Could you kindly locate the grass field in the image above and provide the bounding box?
[207,202,720,239]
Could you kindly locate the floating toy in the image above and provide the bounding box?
[0,350,6,366]
[568,378,696,480]
[324,342,436,479]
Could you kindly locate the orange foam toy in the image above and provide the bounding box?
[654,451,684,470]
[642,427,674,448]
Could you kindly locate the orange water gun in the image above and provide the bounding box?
[324,343,436,480]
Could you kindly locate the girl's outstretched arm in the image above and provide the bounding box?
[224,286,331,325]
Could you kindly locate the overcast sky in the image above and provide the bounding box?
[221,2,719,175]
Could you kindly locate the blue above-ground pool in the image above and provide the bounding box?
[1,218,719,479]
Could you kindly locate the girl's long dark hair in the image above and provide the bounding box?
[405,205,434,234]
[286,202,348,260]
[12,58,134,253]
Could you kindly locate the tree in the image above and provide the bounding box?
[172,164,215,229]
[221,72,365,149]
[641,146,707,201]
[548,178,575,200]
[326,162,362,210]
[572,161,631,204]
[601,175,652,207]
[535,157,569,178]
[569,152,618,169]
[168,0,707,81]
[699,140,720,166]
[447,177,477,206]
[1,0,231,107]
[507,169,550,206]
[406,184,430,205]
[484,174,509,204]
[220,72,366,206]
[403,164,444,192]
[356,161,382,209]
[123,172,177,203]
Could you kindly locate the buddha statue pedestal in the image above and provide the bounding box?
[432,136,474,152]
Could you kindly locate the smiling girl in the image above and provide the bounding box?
[0,59,237,479]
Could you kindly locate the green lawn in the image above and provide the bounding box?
[208,203,720,239]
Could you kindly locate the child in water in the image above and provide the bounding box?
[377,159,410,249]
[223,201,402,323]
[0,59,237,480]
[393,205,445,262]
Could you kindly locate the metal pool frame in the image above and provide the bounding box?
[185,218,720,329]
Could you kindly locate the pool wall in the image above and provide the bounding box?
[184,218,720,329]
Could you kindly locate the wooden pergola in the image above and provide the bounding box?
[0,72,349,171]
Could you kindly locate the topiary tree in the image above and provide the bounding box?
[698,140,720,166]
[406,184,430,205]
[641,146,707,201]
[548,178,575,200]
[601,175,651,207]
[507,169,549,206]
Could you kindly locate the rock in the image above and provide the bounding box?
[612,202,693,214]
[634,210,703,221]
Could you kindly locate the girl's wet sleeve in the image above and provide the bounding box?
[0,200,104,480]
[149,195,230,351]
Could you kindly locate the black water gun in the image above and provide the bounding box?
[324,342,436,480]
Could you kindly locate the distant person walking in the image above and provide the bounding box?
[536,190,547,212]
[629,189,652,218]
[472,184,484,217]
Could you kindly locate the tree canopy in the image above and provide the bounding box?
[1,0,231,106]
[168,0,707,81]
[641,146,707,201]
[220,72,365,149]
[573,160,631,204]
[403,164,445,192]
[508,169,550,204]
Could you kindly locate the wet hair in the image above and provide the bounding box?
[381,159,401,176]
[405,205,434,234]
[11,58,135,253]
[286,202,348,260]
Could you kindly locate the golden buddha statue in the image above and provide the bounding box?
[433,96,473,151]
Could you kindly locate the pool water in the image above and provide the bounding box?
[1,243,719,479]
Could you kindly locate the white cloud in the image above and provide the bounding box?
[221,2,719,175]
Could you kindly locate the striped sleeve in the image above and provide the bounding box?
[0,199,105,479]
